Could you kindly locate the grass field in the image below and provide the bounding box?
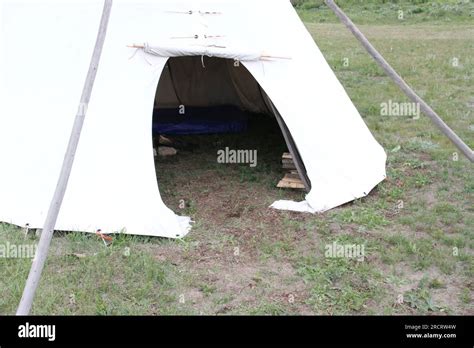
[0,2,472,315]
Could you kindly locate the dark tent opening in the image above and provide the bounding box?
[152,56,310,215]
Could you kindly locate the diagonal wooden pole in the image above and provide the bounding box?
[325,0,474,162]
[16,0,113,315]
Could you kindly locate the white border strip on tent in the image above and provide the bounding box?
[128,43,292,62]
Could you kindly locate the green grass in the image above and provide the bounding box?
[0,2,472,315]
[295,0,474,25]
[297,256,384,314]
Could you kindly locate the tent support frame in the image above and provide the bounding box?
[16,0,114,315]
[325,0,473,162]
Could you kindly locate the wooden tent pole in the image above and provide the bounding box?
[325,0,473,162]
[16,0,114,315]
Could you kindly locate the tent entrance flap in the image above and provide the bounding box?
[261,90,311,192]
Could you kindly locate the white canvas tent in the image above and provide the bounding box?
[0,0,387,239]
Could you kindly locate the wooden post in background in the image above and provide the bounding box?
[325,0,473,162]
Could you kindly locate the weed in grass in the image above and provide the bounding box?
[298,256,383,314]
[199,284,217,296]
[403,288,437,312]
[332,208,389,229]
[459,288,471,305]
[245,302,287,315]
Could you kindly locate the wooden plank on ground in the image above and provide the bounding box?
[282,163,297,170]
[277,173,305,189]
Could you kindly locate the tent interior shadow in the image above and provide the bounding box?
[151,56,307,216]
